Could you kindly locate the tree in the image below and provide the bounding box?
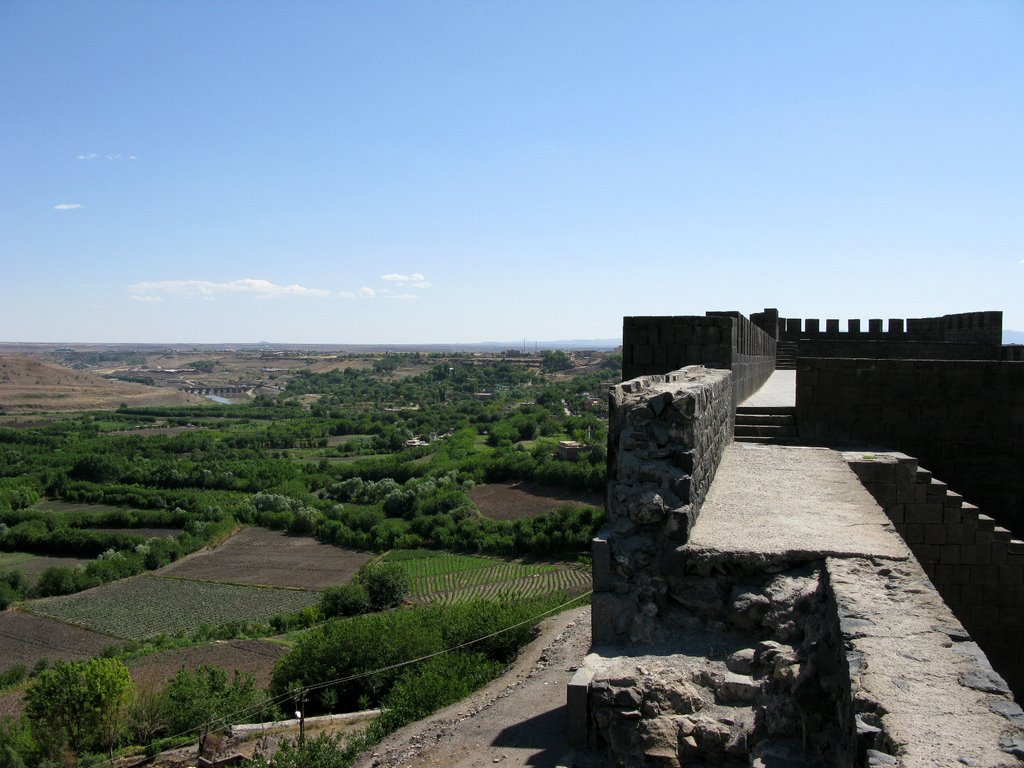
[162,665,268,754]
[540,350,573,372]
[25,657,135,757]
[357,562,410,610]
[320,583,371,618]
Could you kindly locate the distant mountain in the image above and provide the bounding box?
[1004,331,1024,345]
[477,338,620,352]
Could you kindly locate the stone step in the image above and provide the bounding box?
[734,434,800,445]
[735,413,796,427]
[736,406,796,416]
[735,424,798,438]
[776,342,798,370]
[734,405,799,444]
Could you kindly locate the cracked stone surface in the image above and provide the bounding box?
[830,556,1024,767]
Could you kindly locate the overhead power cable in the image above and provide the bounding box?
[78,593,590,768]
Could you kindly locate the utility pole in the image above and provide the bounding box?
[294,690,307,746]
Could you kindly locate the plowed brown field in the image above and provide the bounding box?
[468,481,602,520]
[156,527,372,590]
[127,638,288,690]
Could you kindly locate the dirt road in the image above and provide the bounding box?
[354,605,594,768]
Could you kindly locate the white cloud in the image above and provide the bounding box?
[77,152,136,161]
[53,203,83,210]
[381,272,431,289]
[127,278,333,300]
[382,272,425,282]
[359,287,376,298]
[129,294,164,303]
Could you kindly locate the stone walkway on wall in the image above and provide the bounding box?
[697,444,1021,765]
[738,370,795,408]
[689,444,907,563]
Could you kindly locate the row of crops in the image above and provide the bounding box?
[26,575,320,640]
[380,549,591,605]
[17,543,591,642]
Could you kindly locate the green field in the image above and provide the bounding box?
[0,551,92,584]
[379,549,591,605]
[29,499,147,516]
[27,575,320,640]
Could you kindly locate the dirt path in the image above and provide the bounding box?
[355,605,593,768]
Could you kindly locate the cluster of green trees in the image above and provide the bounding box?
[271,595,565,715]
[0,356,612,602]
[0,658,269,761]
[319,561,410,619]
[0,592,576,766]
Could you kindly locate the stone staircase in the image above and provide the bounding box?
[775,341,798,370]
[735,406,798,444]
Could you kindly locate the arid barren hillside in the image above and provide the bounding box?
[0,355,202,412]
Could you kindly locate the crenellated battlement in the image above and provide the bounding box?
[770,309,1003,344]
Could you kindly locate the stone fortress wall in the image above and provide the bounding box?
[575,365,1023,766]
[776,310,1003,344]
[573,307,1024,766]
[592,367,734,646]
[797,357,1024,537]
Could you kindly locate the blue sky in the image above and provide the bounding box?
[2,1,1022,343]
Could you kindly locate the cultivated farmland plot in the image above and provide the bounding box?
[381,550,591,605]
[155,526,372,590]
[29,499,151,516]
[0,611,114,668]
[26,574,319,640]
[0,552,91,585]
[127,638,287,689]
[468,481,602,521]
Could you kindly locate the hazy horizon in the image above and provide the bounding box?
[0,336,622,351]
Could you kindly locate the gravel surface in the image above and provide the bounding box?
[355,605,593,768]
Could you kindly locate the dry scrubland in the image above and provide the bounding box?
[0,355,201,411]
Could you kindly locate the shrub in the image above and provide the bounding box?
[0,664,27,689]
[320,583,371,618]
[370,652,502,735]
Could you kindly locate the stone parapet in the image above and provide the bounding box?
[593,366,732,646]
[622,312,775,405]
[847,451,1024,697]
[575,438,1024,767]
